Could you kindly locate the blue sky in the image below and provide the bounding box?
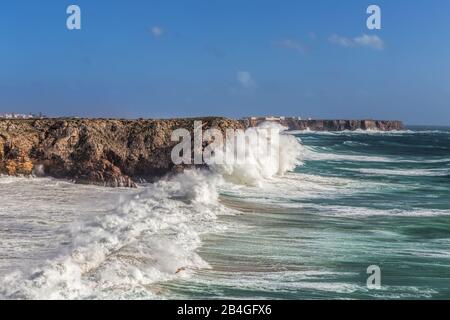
[1,0,449,124]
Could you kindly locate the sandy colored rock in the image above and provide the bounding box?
[0,117,244,187]
[0,117,404,187]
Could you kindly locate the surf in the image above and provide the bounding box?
[0,122,304,300]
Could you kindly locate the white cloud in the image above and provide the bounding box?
[274,39,306,54]
[329,34,384,50]
[329,34,354,47]
[237,71,257,89]
[150,26,164,37]
[353,34,384,50]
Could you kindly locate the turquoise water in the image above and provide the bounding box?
[0,127,449,299]
[162,127,450,299]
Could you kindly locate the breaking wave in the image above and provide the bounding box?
[303,146,450,164]
[341,168,450,177]
[208,122,303,185]
[0,170,228,299]
[0,123,304,300]
[2,126,448,300]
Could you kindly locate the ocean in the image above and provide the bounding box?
[0,126,449,299]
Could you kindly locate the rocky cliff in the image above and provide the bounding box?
[0,118,244,187]
[243,119,405,131]
[0,117,405,187]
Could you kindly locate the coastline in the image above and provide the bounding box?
[0,117,404,187]
[243,118,405,131]
[1,125,449,300]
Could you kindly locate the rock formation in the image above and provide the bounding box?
[0,117,404,187]
[243,118,405,131]
[0,118,244,187]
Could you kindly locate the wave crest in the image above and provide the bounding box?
[0,170,228,299]
[208,122,304,185]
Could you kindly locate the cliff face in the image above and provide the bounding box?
[0,117,405,187]
[244,119,405,131]
[0,118,244,187]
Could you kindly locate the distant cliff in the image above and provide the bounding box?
[243,118,405,131]
[0,118,243,187]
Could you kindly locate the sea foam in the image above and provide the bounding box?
[0,170,228,299]
[0,123,303,300]
[208,122,304,185]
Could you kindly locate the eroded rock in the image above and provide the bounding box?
[0,118,244,187]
